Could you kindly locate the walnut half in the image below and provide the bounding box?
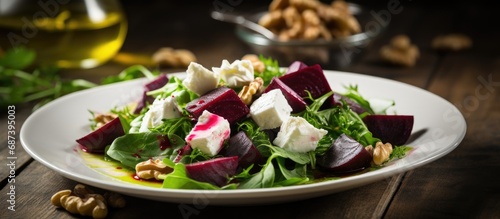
[135,159,173,180]
[369,142,393,165]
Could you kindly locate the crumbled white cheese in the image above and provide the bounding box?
[250,89,292,130]
[185,110,231,156]
[212,59,254,87]
[139,96,182,132]
[273,116,328,153]
[183,62,220,96]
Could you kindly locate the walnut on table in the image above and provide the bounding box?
[152,47,197,68]
[241,54,266,73]
[51,184,126,219]
[432,33,472,51]
[379,34,420,67]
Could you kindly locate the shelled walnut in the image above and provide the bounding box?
[241,54,265,73]
[238,77,264,105]
[380,35,420,67]
[51,184,126,219]
[152,47,197,68]
[135,159,173,180]
[432,33,472,51]
[366,142,393,165]
[258,0,361,41]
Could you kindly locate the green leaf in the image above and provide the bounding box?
[101,65,158,84]
[161,163,221,190]
[389,145,413,160]
[340,85,376,115]
[0,47,36,69]
[257,55,284,85]
[274,157,309,186]
[238,155,275,189]
[106,132,185,169]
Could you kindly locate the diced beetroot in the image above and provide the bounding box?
[264,77,307,113]
[133,90,155,114]
[76,117,125,153]
[278,64,335,107]
[185,156,239,187]
[333,93,366,114]
[133,74,169,114]
[317,134,372,174]
[363,115,414,146]
[185,87,249,124]
[223,131,263,169]
[286,61,308,74]
[145,73,169,91]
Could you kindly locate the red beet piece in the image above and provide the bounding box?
[185,156,239,187]
[333,93,366,114]
[286,61,308,74]
[145,73,169,91]
[223,131,263,169]
[134,74,169,114]
[264,77,307,113]
[76,117,125,153]
[185,87,249,124]
[278,64,334,107]
[317,134,372,174]
[363,115,414,146]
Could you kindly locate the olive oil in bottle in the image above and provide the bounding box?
[0,0,127,69]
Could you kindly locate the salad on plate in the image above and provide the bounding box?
[75,56,414,190]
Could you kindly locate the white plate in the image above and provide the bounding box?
[20,70,466,205]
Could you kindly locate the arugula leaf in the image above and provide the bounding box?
[101,65,158,84]
[0,47,35,69]
[341,85,375,115]
[0,47,98,109]
[274,157,309,186]
[106,132,185,169]
[389,146,413,160]
[238,155,276,189]
[302,91,380,148]
[257,55,284,85]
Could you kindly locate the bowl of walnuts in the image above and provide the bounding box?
[233,0,380,69]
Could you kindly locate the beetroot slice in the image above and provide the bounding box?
[264,77,307,113]
[134,74,169,114]
[223,131,263,169]
[363,115,414,146]
[317,134,372,174]
[278,64,335,107]
[185,87,249,124]
[76,117,125,153]
[185,156,239,187]
[286,61,308,74]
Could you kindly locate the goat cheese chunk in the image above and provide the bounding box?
[250,89,292,130]
[183,62,220,96]
[212,59,254,87]
[139,96,182,132]
[273,116,328,153]
[185,110,230,156]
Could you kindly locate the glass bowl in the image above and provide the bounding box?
[235,3,382,69]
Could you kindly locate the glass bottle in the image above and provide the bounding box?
[0,0,128,69]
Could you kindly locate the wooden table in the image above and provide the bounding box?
[2,1,499,218]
